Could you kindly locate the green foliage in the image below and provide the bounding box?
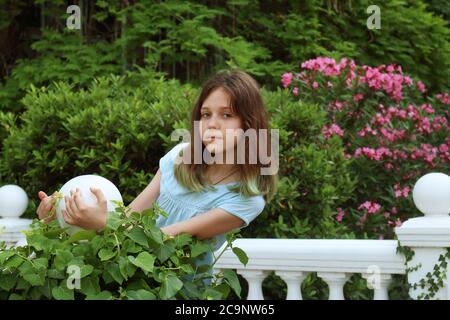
[0,203,242,300]
[2,0,449,118]
[0,29,123,113]
[245,89,356,241]
[0,75,193,215]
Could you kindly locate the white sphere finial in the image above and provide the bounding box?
[412,172,450,216]
[0,185,29,218]
[56,174,123,235]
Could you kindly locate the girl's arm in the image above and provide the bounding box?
[160,208,244,240]
[127,169,162,213]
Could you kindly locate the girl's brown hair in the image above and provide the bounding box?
[173,69,278,203]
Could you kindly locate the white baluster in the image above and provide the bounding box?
[275,271,307,300]
[317,272,350,300]
[237,269,269,300]
[396,172,450,299]
[0,185,31,248]
[362,273,391,300]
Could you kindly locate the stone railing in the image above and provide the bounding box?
[1,172,450,299]
[213,238,405,300]
[212,172,450,300]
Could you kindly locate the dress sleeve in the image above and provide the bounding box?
[159,142,189,173]
[217,194,266,228]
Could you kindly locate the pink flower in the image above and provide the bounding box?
[439,144,449,153]
[312,81,319,89]
[394,183,411,198]
[416,81,426,93]
[329,100,345,111]
[420,103,434,114]
[292,87,299,96]
[335,208,345,222]
[389,219,403,227]
[354,147,392,161]
[353,94,364,102]
[435,93,450,105]
[357,126,377,137]
[415,117,432,134]
[403,76,413,86]
[386,65,395,73]
[322,123,344,139]
[384,162,394,170]
[281,72,293,88]
[432,116,448,131]
[358,201,382,214]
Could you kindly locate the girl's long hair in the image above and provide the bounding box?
[174,69,278,203]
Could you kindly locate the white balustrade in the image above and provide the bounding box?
[213,238,406,300]
[212,172,450,300]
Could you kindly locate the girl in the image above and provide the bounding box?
[36,69,278,284]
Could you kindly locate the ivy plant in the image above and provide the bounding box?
[0,202,247,300]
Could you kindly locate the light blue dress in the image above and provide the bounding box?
[155,142,266,287]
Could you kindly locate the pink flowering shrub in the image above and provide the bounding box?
[281,57,449,239]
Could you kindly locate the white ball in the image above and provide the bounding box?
[55,175,123,235]
[0,185,29,218]
[412,172,450,216]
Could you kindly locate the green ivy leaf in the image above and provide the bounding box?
[64,230,96,244]
[98,248,116,261]
[232,247,248,266]
[54,250,74,271]
[126,289,156,300]
[107,213,123,230]
[160,273,183,299]
[86,290,113,300]
[126,226,149,248]
[128,252,156,273]
[223,270,241,298]
[80,265,94,278]
[52,285,74,300]
[191,242,211,258]
[155,243,176,263]
[105,263,124,285]
[0,251,15,264]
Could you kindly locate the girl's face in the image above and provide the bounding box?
[199,87,243,159]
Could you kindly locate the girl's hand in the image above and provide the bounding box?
[36,191,58,224]
[62,187,108,231]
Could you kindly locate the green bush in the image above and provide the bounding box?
[0,29,124,114]
[2,0,449,117]
[0,203,243,300]
[0,74,193,217]
[282,57,449,240]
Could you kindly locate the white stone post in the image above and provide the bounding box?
[237,269,269,300]
[0,184,32,247]
[395,172,450,300]
[275,270,308,300]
